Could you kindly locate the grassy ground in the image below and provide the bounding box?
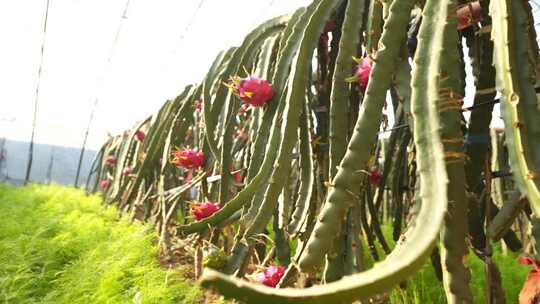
[0,183,203,304]
[0,183,531,303]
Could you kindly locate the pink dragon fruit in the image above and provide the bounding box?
[191,201,221,221]
[135,130,146,142]
[518,255,540,304]
[195,99,203,112]
[346,57,372,93]
[230,165,242,183]
[99,179,110,189]
[105,155,117,166]
[457,1,482,30]
[229,76,274,107]
[369,167,382,186]
[320,20,337,48]
[255,265,285,288]
[356,57,372,92]
[122,166,133,176]
[171,148,205,169]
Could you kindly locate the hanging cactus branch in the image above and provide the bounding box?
[87,0,540,302]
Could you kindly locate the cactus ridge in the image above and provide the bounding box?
[298,0,415,273]
[490,0,540,217]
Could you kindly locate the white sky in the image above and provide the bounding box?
[0,0,513,151]
[0,0,310,149]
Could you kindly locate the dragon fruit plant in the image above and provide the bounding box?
[88,0,540,302]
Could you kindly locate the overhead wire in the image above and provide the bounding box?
[25,0,51,184]
[172,0,205,55]
[163,0,205,91]
[74,0,132,187]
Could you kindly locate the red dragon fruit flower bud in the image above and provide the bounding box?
[518,255,540,304]
[230,165,242,183]
[324,20,337,33]
[255,265,285,288]
[105,155,117,166]
[346,57,372,93]
[320,20,337,47]
[191,201,220,221]
[99,179,110,189]
[238,103,251,115]
[229,76,274,107]
[356,58,372,92]
[369,167,382,186]
[195,99,203,112]
[122,166,133,176]
[135,130,146,142]
[457,1,482,30]
[171,148,205,169]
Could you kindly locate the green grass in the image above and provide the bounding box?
[0,183,203,304]
[373,224,530,303]
[0,183,530,303]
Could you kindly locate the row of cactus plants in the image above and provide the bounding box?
[87,0,540,302]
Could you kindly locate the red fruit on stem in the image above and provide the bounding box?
[324,20,337,33]
[135,130,146,142]
[231,76,274,107]
[238,103,251,115]
[105,155,117,166]
[255,265,285,288]
[195,99,203,112]
[184,169,193,184]
[230,165,242,183]
[320,21,337,52]
[456,1,482,30]
[356,58,372,93]
[99,179,110,189]
[494,127,505,134]
[519,255,540,304]
[191,201,220,221]
[171,148,205,169]
[369,167,382,186]
[122,166,133,176]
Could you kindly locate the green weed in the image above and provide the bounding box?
[0,184,202,304]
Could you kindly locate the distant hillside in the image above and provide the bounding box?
[0,139,97,186]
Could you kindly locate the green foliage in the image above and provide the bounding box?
[390,246,529,303]
[0,184,202,304]
[365,225,530,303]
